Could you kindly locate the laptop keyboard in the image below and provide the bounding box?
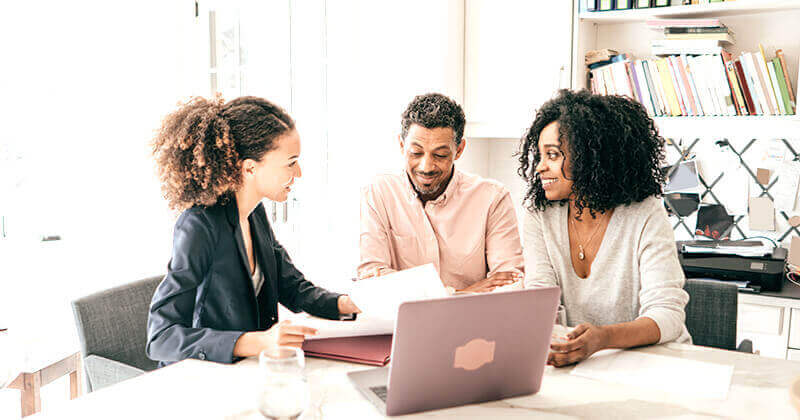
[370,386,388,402]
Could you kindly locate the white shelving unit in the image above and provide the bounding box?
[574,1,800,360]
[572,0,800,138]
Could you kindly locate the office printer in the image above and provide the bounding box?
[676,241,786,292]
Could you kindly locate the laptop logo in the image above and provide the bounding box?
[453,338,495,371]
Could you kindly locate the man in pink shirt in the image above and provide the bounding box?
[359,93,524,292]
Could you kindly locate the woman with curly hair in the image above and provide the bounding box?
[519,89,690,367]
[146,96,360,366]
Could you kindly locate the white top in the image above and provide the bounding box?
[523,196,691,344]
[251,259,263,296]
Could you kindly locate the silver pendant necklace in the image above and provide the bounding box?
[569,209,605,261]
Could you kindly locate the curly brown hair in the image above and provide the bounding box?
[153,96,295,211]
[518,89,665,218]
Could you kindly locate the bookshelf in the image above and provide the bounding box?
[572,0,800,137]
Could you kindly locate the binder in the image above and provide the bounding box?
[586,0,599,12]
[635,0,652,8]
[616,0,632,9]
[654,0,670,6]
[599,0,615,11]
[303,334,392,366]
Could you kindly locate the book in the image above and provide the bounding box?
[773,57,795,115]
[665,27,730,34]
[672,56,696,115]
[721,51,746,115]
[665,32,735,44]
[666,56,689,115]
[740,52,766,115]
[768,61,787,115]
[656,58,683,116]
[646,59,669,115]
[646,18,722,28]
[635,60,658,115]
[712,54,737,116]
[733,59,756,114]
[681,55,705,116]
[755,46,779,114]
[586,0,599,12]
[776,49,796,111]
[651,39,724,56]
[688,56,713,115]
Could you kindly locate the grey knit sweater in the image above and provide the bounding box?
[523,196,691,344]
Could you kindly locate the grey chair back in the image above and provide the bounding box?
[683,278,738,351]
[72,275,162,391]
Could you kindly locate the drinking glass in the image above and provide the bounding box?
[258,347,310,420]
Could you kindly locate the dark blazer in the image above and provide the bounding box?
[146,197,341,366]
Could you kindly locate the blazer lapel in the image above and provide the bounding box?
[252,204,279,328]
[225,198,260,323]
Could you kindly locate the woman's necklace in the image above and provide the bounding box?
[569,209,606,261]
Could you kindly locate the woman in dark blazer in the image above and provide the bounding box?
[146,96,360,366]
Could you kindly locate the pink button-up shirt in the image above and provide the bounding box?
[359,169,524,290]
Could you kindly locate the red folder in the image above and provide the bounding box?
[302,334,392,366]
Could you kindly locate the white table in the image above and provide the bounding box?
[30,342,800,419]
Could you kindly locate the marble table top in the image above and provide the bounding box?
[30,341,800,419]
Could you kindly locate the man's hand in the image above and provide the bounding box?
[337,295,362,314]
[359,266,396,279]
[233,320,318,357]
[547,323,609,367]
[458,271,521,293]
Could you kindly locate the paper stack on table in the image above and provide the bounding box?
[293,263,448,341]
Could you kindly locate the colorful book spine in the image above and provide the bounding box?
[767,61,786,115]
[733,59,756,115]
[776,49,796,112]
[656,58,682,116]
[773,57,795,115]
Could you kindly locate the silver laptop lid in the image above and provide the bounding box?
[385,287,561,416]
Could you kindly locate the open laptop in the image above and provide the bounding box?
[347,287,561,416]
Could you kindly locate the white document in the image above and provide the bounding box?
[349,264,448,322]
[773,161,800,211]
[716,163,749,216]
[570,350,734,400]
[291,314,394,341]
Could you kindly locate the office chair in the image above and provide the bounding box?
[71,275,163,392]
[683,278,753,353]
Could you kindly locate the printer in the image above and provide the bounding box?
[676,241,786,292]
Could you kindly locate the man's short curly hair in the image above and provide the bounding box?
[401,93,466,145]
[518,89,665,218]
[152,95,295,211]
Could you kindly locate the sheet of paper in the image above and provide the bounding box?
[349,264,448,321]
[570,350,734,400]
[757,139,787,171]
[773,161,800,211]
[290,314,394,340]
[748,197,776,231]
[716,164,749,216]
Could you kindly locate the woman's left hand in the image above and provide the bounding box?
[337,295,361,314]
[548,323,608,367]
